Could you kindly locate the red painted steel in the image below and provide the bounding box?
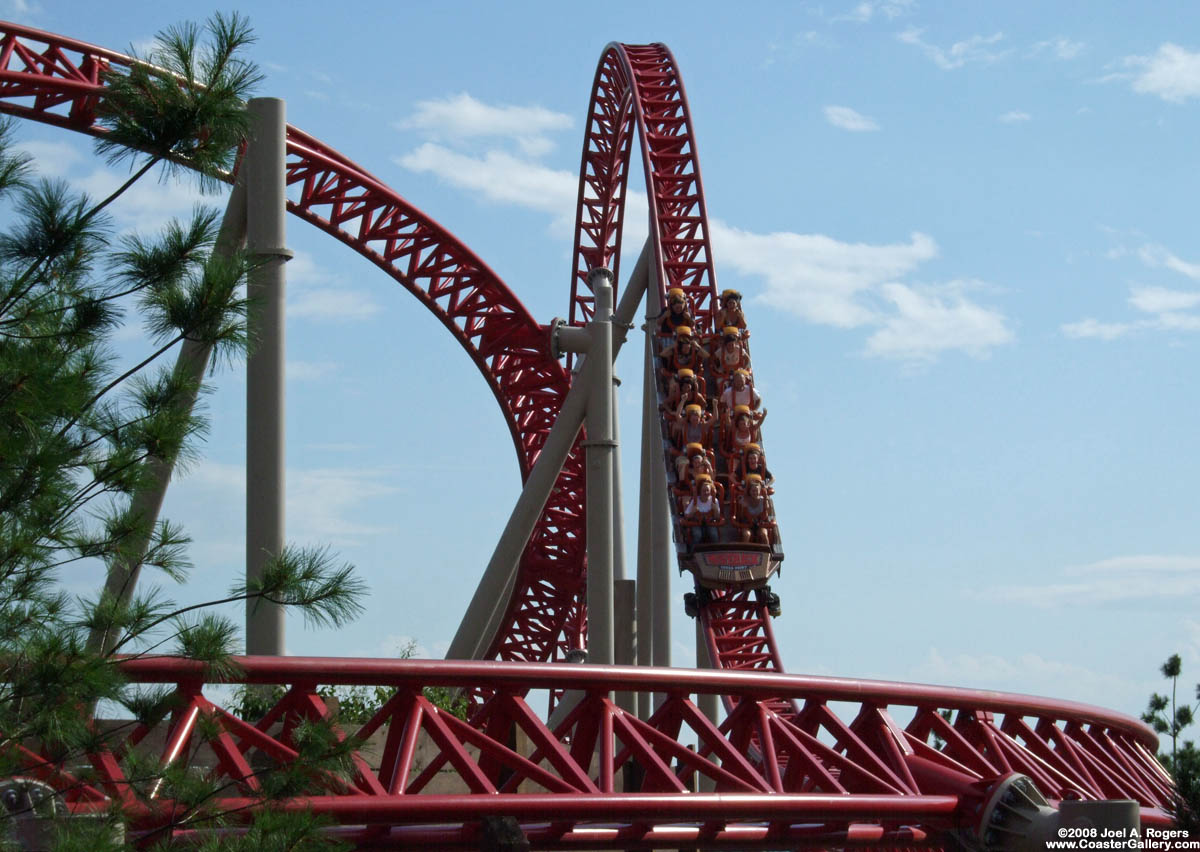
[6,657,1172,848]
[0,19,585,666]
[0,20,1179,847]
[569,43,719,330]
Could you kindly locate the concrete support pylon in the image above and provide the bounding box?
[245,97,293,656]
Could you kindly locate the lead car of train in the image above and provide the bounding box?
[678,538,784,618]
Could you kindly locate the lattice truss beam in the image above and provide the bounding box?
[569,43,719,332]
[0,21,585,665]
[0,21,1178,847]
[9,658,1174,849]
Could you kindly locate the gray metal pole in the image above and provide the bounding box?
[446,244,651,661]
[245,98,292,657]
[611,376,625,584]
[88,178,248,655]
[584,269,615,666]
[696,616,719,792]
[696,617,720,721]
[614,579,636,716]
[647,261,672,708]
[635,327,656,719]
[447,366,587,660]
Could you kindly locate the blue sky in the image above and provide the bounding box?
[12,0,1200,725]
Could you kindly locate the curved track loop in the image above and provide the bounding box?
[0,22,1178,843]
[567,42,791,684]
[0,20,585,665]
[13,656,1173,848]
[569,43,719,330]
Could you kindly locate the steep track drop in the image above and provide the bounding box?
[0,22,1178,847]
[567,42,792,683]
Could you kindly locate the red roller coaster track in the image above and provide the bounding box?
[0,20,1177,848]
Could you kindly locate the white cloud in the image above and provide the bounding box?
[712,223,935,328]
[187,461,401,549]
[1138,244,1200,280]
[824,105,880,131]
[982,555,1200,608]
[289,287,381,321]
[400,93,572,156]
[11,136,219,233]
[1031,37,1085,60]
[898,28,1006,70]
[13,139,84,177]
[286,360,339,382]
[398,143,577,224]
[1061,318,1133,340]
[394,95,1008,364]
[285,250,382,322]
[1063,240,1200,340]
[835,0,914,22]
[713,224,1010,362]
[1128,285,1200,314]
[79,168,215,234]
[394,140,650,250]
[1123,43,1200,103]
[1156,311,1200,331]
[865,281,1013,361]
[999,110,1031,123]
[763,31,836,67]
[911,647,1137,709]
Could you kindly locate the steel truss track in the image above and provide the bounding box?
[0,20,1177,847]
[0,19,584,665]
[10,657,1174,848]
[566,42,794,683]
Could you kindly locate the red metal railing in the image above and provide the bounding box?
[7,657,1172,848]
[0,21,1179,849]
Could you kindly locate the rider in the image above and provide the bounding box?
[658,287,696,336]
[659,326,709,379]
[663,368,707,419]
[714,288,747,337]
[718,368,760,419]
[733,473,775,545]
[710,326,751,385]
[671,403,714,480]
[683,474,723,547]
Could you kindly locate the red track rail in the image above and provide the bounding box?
[10,657,1172,848]
[566,43,787,680]
[0,20,585,665]
[569,43,719,330]
[0,21,1178,846]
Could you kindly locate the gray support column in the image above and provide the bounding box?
[584,268,615,666]
[245,98,291,657]
[635,329,656,719]
[610,376,625,584]
[446,244,651,662]
[614,579,637,716]
[88,178,248,655]
[694,593,720,792]
[446,372,588,661]
[647,270,673,700]
[695,616,720,757]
